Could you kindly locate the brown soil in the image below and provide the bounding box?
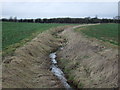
[57,24,118,88]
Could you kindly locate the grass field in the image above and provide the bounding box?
[76,23,119,45]
[2,22,71,56]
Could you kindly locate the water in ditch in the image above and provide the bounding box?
[49,49,72,90]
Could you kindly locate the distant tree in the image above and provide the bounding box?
[1,18,8,22]
[35,18,42,23]
[14,17,17,22]
[84,17,91,24]
[2,16,120,24]
[95,15,98,19]
[9,16,13,22]
[19,19,23,22]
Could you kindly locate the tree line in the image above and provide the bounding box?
[1,16,120,24]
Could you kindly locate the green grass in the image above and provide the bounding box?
[2,22,71,56]
[76,23,119,45]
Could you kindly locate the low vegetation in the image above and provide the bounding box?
[57,24,118,88]
[76,23,119,45]
[2,22,71,56]
[2,26,67,88]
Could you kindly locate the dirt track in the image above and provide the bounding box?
[2,24,118,88]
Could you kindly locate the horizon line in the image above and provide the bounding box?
[1,16,117,19]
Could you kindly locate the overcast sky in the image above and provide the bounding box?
[2,2,118,19]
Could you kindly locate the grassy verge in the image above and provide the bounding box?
[2,22,73,57]
[58,58,84,88]
[75,23,119,46]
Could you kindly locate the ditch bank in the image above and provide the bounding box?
[2,24,118,89]
[2,26,72,88]
[57,24,118,88]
